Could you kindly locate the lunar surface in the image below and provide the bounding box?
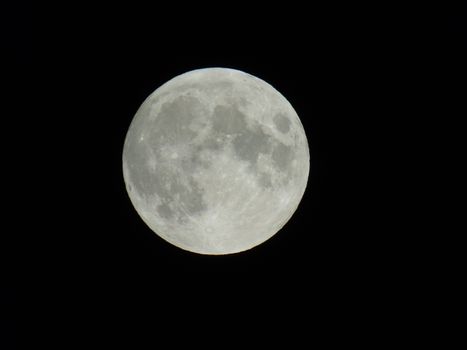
[122,68,309,254]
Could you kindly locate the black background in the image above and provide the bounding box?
[4,1,466,348]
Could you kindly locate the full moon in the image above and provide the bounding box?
[122,68,309,254]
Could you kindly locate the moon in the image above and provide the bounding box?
[122,68,309,254]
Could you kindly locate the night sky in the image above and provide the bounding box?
[4,2,466,348]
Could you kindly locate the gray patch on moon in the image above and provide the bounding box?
[258,172,273,188]
[157,202,174,219]
[149,95,202,147]
[273,113,291,133]
[272,143,293,170]
[182,147,211,170]
[148,168,207,221]
[127,155,159,197]
[200,136,223,151]
[212,104,246,135]
[232,125,272,166]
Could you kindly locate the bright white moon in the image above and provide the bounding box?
[122,68,309,254]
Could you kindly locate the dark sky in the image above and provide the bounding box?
[4,1,466,348]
